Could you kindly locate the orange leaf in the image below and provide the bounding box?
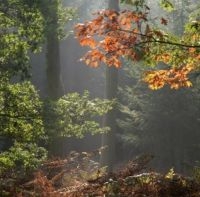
[80,37,97,49]
[185,81,193,87]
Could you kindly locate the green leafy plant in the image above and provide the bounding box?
[0,82,113,175]
[0,82,47,175]
[44,91,114,139]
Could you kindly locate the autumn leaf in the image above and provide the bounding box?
[143,66,194,90]
[185,81,193,87]
[75,9,153,69]
[80,37,97,48]
[161,17,168,25]
[90,61,99,67]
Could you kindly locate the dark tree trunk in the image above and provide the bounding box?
[46,0,64,99]
[45,0,64,156]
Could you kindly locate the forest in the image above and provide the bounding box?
[0,0,200,196]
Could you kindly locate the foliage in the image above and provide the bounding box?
[44,91,114,139]
[41,0,76,40]
[0,0,75,79]
[68,170,200,197]
[75,1,200,90]
[5,148,106,196]
[0,142,47,175]
[159,0,174,12]
[165,168,175,179]
[0,0,45,78]
[0,0,77,178]
[0,82,44,142]
[0,82,47,175]
[116,62,147,153]
[3,152,200,197]
[117,59,200,171]
[0,84,113,176]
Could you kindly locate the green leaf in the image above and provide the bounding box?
[159,0,174,12]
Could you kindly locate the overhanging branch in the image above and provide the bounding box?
[136,40,200,48]
[116,29,200,48]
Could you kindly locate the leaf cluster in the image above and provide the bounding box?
[75,3,200,90]
[0,0,76,79]
[44,91,114,139]
[0,0,45,78]
[0,82,47,176]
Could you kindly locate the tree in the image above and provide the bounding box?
[0,0,46,80]
[42,0,75,99]
[99,0,120,172]
[75,0,200,90]
[45,0,63,99]
[116,62,147,160]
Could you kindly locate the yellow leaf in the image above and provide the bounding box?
[85,59,90,65]
[185,81,192,87]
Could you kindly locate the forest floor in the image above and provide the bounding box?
[1,150,200,197]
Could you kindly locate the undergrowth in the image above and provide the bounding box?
[1,148,200,197]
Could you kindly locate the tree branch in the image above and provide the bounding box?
[116,29,200,48]
[136,40,200,48]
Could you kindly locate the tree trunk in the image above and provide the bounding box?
[100,0,119,172]
[46,0,64,99]
[45,0,64,156]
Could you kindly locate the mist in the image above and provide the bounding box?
[1,0,200,195]
[29,0,200,175]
